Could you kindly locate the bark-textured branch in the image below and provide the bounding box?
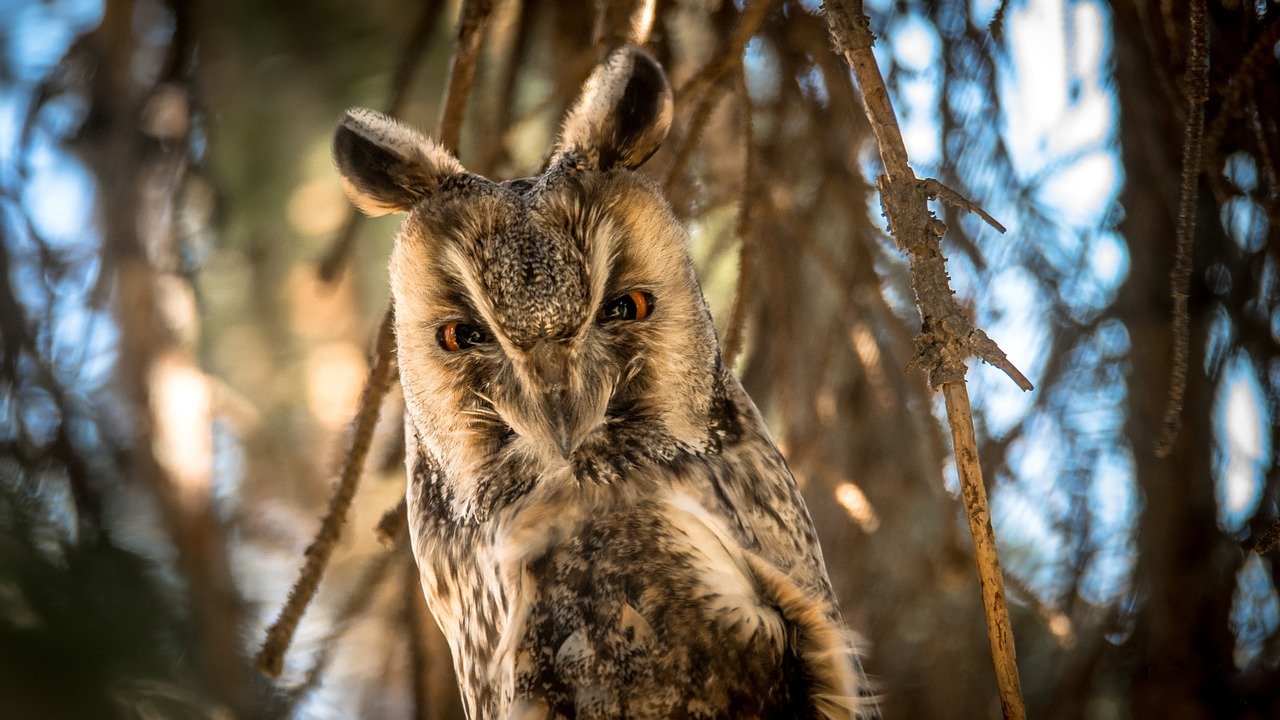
[822,2,1027,718]
[256,310,397,677]
[1154,0,1209,458]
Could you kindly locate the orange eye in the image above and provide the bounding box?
[598,291,654,323]
[437,322,493,351]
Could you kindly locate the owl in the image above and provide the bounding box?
[333,47,876,719]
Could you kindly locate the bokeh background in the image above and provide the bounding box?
[1,0,1278,717]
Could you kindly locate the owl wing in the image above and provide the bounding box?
[689,372,845,607]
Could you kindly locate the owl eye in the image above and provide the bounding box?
[437,322,494,352]
[598,291,654,323]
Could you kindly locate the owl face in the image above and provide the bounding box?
[334,49,720,508]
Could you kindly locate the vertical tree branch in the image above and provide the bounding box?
[722,71,757,369]
[1154,0,1209,458]
[436,0,497,151]
[822,2,1027,718]
[593,0,656,55]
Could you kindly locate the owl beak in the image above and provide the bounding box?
[526,340,582,459]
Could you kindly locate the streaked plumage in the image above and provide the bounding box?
[333,46,876,719]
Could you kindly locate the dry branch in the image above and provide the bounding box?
[1253,518,1280,556]
[1154,0,1209,458]
[822,1,1028,718]
[255,0,497,678]
[989,0,1013,42]
[1203,15,1280,161]
[593,0,656,54]
[256,310,397,677]
[287,544,402,706]
[721,72,758,369]
[435,0,497,151]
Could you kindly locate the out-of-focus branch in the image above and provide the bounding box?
[673,0,782,105]
[1203,14,1278,159]
[318,0,444,283]
[721,72,758,369]
[989,0,1012,42]
[436,0,497,151]
[1154,0,1209,458]
[593,0,655,55]
[1252,518,1280,555]
[664,0,782,188]
[256,311,398,677]
[822,2,1027,718]
[286,544,403,707]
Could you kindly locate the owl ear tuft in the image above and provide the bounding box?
[332,108,465,216]
[552,47,673,171]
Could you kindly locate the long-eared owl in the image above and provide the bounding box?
[332,46,876,719]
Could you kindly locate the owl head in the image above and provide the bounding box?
[333,48,723,513]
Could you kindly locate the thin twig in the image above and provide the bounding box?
[1154,0,1209,458]
[989,0,1012,42]
[286,545,403,706]
[1202,15,1280,159]
[256,310,398,677]
[823,1,1027,717]
[920,178,1008,234]
[318,0,444,283]
[722,72,757,369]
[673,0,784,105]
[1252,518,1280,555]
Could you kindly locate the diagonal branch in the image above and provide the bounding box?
[920,177,1007,234]
[822,1,1028,718]
[256,310,398,677]
[1252,518,1280,556]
